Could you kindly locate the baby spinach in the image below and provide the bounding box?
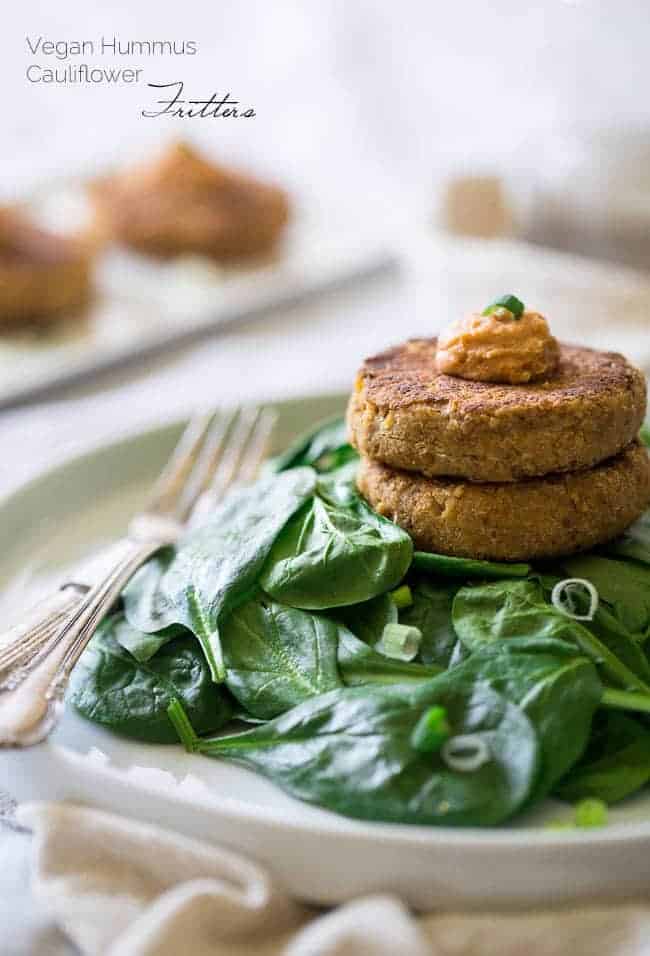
[260,489,412,610]
[452,579,650,693]
[336,593,397,646]
[335,591,450,678]
[443,641,601,799]
[221,597,342,719]
[114,610,186,663]
[266,416,357,474]
[603,510,650,567]
[541,573,650,682]
[399,579,459,667]
[337,627,442,686]
[555,711,650,804]
[220,595,441,719]
[123,468,316,681]
[412,551,530,579]
[587,605,650,681]
[68,416,650,828]
[69,616,232,743]
[315,462,362,507]
[191,676,540,826]
[562,555,650,636]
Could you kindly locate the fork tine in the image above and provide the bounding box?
[187,406,276,528]
[237,408,278,483]
[145,412,215,517]
[207,406,266,499]
[174,409,240,521]
[147,404,276,527]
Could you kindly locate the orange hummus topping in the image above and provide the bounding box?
[436,299,559,384]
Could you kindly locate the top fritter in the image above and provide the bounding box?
[348,337,647,482]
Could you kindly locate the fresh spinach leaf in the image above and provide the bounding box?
[69,616,232,743]
[193,677,539,826]
[221,597,342,719]
[400,579,458,667]
[266,416,357,474]
[114,610,186,663]
[562,555,650,636]
[586,604,650,681]
[443,641,601,799]
[541,573,650,682]
[603,510,650,567]
[337,627,442,686]
[221,591,442,720]
[260,490,412,609]
[336,593,397,646]
[412,551,530,579]
[315,462,361,507]
[555,711,650,804]
[123,468,316,681]
[452,579,650,693]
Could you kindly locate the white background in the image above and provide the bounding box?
[5,0,650,213]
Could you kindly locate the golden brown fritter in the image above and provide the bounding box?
[348,339,647,482]
[357,443,650,562]
[90,142,290,262]
[0,207,92,328]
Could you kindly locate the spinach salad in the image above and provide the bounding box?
[69,419,650,827]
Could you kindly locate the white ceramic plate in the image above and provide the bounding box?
[2,394,650,909]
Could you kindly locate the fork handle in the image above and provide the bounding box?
[0,587,86,679]
[0,537,167,747]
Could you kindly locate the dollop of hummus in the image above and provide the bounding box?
[435,308,560,384]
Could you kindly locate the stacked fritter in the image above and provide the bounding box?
[348,339,650,561]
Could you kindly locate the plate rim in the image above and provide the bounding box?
[3,394,650,852]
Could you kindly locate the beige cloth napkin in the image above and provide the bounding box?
[16,802,650,956]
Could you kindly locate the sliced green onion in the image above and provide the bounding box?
[551,578,599,621]
[545,799,608,831]
[376,623,421,662]
[390,584,413,609]
[574,798,608,829]
[441,734,491,773]
[167,698,199,752]
[411,706,451,754]
[412,551,530,579]
[482,294,525,319]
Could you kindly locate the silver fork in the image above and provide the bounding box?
[0,406,276,748]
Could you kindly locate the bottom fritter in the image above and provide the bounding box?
[357,442,650,561]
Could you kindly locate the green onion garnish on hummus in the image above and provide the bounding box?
[482,293,525,319]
